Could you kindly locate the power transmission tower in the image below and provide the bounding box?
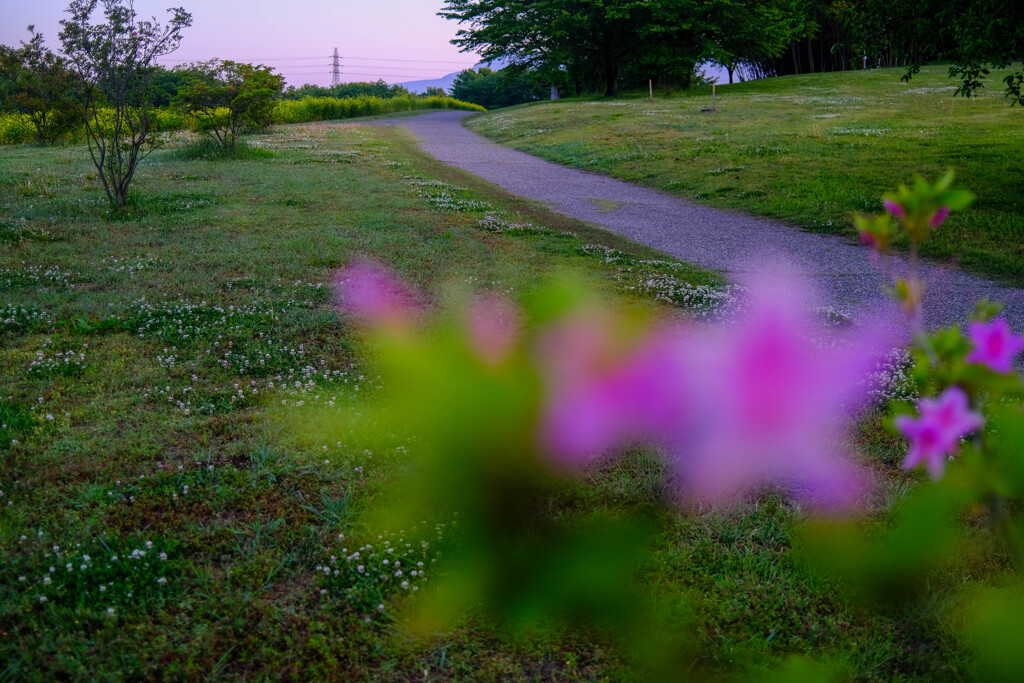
[331,48,342,86]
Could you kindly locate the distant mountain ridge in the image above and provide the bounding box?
[399,72,461,94]
[399,58,508,94]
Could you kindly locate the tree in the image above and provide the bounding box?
[703,0,802,84]
[175,60,284,149]
[439,0,799,96]
[441,0,654,97]
[0,27,79,144]
[59,0,192,208]
[451,67,547,108]
[898,0,1024,105]
[424,86,448,98]
[149,66,186,107]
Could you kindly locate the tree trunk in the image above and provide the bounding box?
[603,56,619,97]
[807,37,815,73]
[728,65,734,84]
[791,43,800,75]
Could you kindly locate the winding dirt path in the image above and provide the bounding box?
[373,110,1024,330]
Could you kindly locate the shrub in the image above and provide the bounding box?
[59,0,192,207]
[175,60,284,149]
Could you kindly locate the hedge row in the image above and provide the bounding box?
[0,95,484,145]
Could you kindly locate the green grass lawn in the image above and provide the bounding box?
[0,118,1009,680]
[466,65,1024,285]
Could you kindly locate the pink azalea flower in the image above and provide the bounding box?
[336,261,417,329]
[966,319,1024,374]
[883,199,905,218]
[537,272,893,510]
[895,386,983,479]
[537,313,688,466]
[671,276,891,509]
[929,206,951,227]
[466,295,520,366]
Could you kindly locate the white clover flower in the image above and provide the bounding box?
[39,596,47,602]
[159,552,167,561]
[43,576,51,584]
[157,577,167,585]
[99,585,106,592]
[401,581,409,589]
[107,607,115,615]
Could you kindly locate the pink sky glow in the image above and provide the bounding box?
[0,0,482,87]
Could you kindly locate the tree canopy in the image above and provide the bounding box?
[439,0,805,95]
[441,0,1023,100]
[451,67,547,109]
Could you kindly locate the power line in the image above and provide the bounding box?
[284,71,459,78]
[158,54,476,66]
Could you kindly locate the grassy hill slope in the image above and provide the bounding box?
[467,66,1024,284]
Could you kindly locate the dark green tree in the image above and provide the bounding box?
[0,27,79,144]
[441,0,656,97]
[59,0,192,207]
[451,67,546,108]
[898,0,1024,105]
[703,0,803,83]
[440,0,803,95]
[149,66,186,107]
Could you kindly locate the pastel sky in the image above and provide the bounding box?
[1,0,482,86]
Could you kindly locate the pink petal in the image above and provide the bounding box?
[467,296,520,366]
[967,319,1024,374]
[929,206,951,227]
[336,261,417,329]
[883,199,905,218]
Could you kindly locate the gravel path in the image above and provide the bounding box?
[372,110,1024,330]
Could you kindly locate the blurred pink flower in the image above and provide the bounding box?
[672,277,890,509]
[895,386,983,479]
[537,273,892,509]
[336,261,416,329]
[466,296,520,366]
[966,319,1023,374]
[883,199,905,218]
[929,206,951,227]
[538,313,688,466]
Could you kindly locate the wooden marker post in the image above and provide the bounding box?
[649,79,653,99]
[712,84,716,112]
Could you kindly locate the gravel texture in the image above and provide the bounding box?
[371,110,1024,331]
